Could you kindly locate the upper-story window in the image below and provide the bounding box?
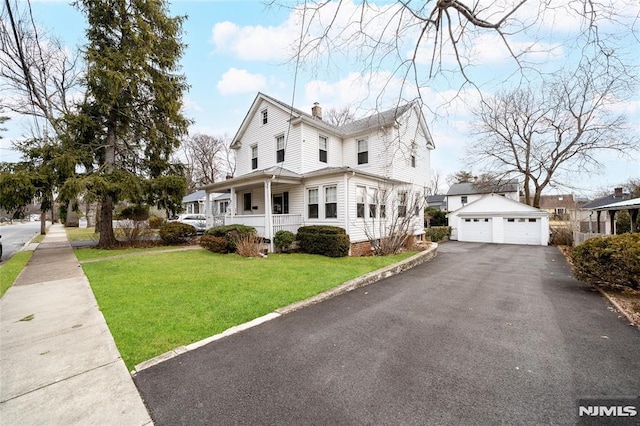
[461,195,468,205]
[251,145,258,170]
[261,109,268,125]
[410,155,416,168]
[308,188,319,219]
[357,139,368,165]
[325,186,337,218]
[276,135,285,163]
[319,135,328,163]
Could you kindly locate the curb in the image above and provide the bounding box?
[132,244,438,374]
[595,286,640,330]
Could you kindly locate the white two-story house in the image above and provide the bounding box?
[200,93,435,254]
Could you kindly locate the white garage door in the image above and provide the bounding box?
[460,218,492,242]
[504,218,541,245]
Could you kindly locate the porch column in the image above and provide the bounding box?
[264,179,274,252]
[230,188,236,218]
[631,208,638,233]
[608,210,617,235]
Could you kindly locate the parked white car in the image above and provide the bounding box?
[170,214,207,233]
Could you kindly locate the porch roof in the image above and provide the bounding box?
[199,166,302,192]
[590,197,640,211]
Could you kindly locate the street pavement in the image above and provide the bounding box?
[134,242,640,425]
[0,224,152,425]
[0,222,41,261]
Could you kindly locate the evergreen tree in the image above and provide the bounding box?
[73,0,190,247]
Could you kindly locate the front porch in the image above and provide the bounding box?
[211,213,302,238]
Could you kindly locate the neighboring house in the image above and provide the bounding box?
[447,194,550,246]
[182,190,206,214]
[446,180,519,212]
[537,194,577,221]
[426,194,447,211]
[580,187,631,234]
[200,92,435,254]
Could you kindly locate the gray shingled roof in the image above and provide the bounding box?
[446,180,519,196]
[182,190,206,203]
[338,103,414,136]
[581,193,630,209]
[258,92,415,137]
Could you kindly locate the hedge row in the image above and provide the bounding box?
[424,226,451,242]
[204,224,257,253]
[572,233,640,289]
[296,226,349,257]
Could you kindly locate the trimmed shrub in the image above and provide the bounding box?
[199,235,229,253]
[572,234,640,289]
[296,225,349,257]
[274,230,296,253]
[148,216,165,229]
[159,222,197,245]
[205,224,257,253]
[117,204,150,221]
[424,226,452,242]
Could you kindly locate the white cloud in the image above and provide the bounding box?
[211,19,298,61]
[217,68,267,95]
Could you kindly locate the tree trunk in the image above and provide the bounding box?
[97,194,117,247]
[40,209,46,235]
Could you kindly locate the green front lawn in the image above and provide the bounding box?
[80,249,414,369]
[65,227,99,242]
[0,251,33,297]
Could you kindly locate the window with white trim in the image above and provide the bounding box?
[261,109,268,125]
[357,139,368,165]
[398,191,407,217]
[380,190,387,219]
[276,135,285,163]
[369,188,377,218]
[325,186,337,218]
[308,188,319,219]
[356,186,366,218]
[251,145,258,170]
[319,135,328,163]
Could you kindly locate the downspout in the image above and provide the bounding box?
[300,121,305,174]
[205,191,211,228]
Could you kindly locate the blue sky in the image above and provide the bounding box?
[2,0,639,196]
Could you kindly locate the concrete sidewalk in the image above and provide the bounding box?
[0,224,152,425]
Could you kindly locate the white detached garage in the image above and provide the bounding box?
[447,194,550,246]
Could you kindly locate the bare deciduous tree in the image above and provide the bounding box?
[323,106,355,127]
[181,133,235,191]
[1,2,82,135]
[282,0,636,107]
[465,58,638,208]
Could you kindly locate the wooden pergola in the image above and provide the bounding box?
[590,197,640,234]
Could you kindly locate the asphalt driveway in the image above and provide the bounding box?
[134,242,640,425]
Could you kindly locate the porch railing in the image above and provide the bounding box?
[220,214,302,238]
[273,214,302,234]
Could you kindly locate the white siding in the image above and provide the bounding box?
[300,176,346,228]
[388,107,431,188]
[234,99,303,176]
[343,131,390,176]
[301,127,344,173]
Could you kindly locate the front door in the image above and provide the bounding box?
[272,192,289,214]
[273,194,283,214]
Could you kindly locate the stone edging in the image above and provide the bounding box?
[595,287,640,330]
[132,243,438,374]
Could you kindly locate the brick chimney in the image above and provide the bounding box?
[311,102,322,120]
[614,187,623,198]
